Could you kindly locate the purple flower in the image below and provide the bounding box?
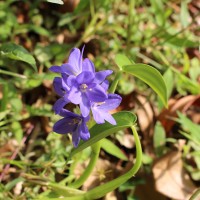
[91,94,122,125]
[50,47,113,116]
[52,77,70,114]
[49,47,84,76]
[50,46,123,148]
[53,109,90,147]
[66,71,109,117]
[49,47,113,81]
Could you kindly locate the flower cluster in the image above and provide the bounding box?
[50,47,122,147]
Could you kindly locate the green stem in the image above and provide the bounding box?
[90,0,95,19]
[68,142,101,189]
[189,188,200,200]
[0,69,27,79]
[49,125,142,200]
[109,71,122,93]
[0,84,8,112]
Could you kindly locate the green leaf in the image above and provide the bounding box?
[15,24,50,37]
[149,0,165,26]
[48,182,85,197]
[180,1,190,28]
[11,121,23,143]
[71,111,137,157]
[177,112,200,143]
[163,68,174,98]
[0,43,37,71]
[5,177,24,191]
[122,64,168,107]
[46,0,64,4]
[101,138,128,161]
[115,54,134,70]
[153,122,166,157]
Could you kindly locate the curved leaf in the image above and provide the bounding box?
[122,64,168,107]
[71,111,137,157]
[115,54,134,70]
[0,43,37,71]
[101,138,128,161]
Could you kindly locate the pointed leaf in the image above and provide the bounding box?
[115,54,134,70]
[122,64,168,107]
[0,43,37,71]
[101,138,128,161]
[71,111,137,156]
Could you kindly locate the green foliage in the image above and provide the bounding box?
[153,121,166,157]
[122,63,168,107]
[178,112,200,145]
[101,138,128,161]
[0,43,37,71]
[71,111,137,157]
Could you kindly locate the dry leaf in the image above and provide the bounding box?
[136,94,155,133]
[117,133,135,149]
[158,95,200,132]
[152,151,196,200]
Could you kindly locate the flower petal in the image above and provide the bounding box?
[91,108,105,124]
[94,70,113,84]
[66,75,77,87]
[49,66,62,73]
[91,107,116,125]
[68,48,82,75]
[79,122,90,141]
[68,86,82,104]
[80,93,91,117]
[98,94,122,111]
[101,80,109,91]
[59,109,80,119]
[61,63,78,76]
[82,58,95,73]
[53,77,64,96]
[76,71,94,85]
[53,98,69,114]
[72,127,81,147]
[102,112,116,125]
[53,117,75,134]
[87,84,107,102]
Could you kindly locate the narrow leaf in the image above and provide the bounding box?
[180,1,190,28]
[115,54,134,70]
[48,182,85,197]
[5,177,24,191]
[101,138,128,161]
[71,111,137,157]
[122,64,168,107]
[0,43,37,71]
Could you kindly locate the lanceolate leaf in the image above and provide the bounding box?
[122,64,168,107]
[0,43,37,71]
[115,54,134,70]
[71,111,137,157]
[101,138,128,161]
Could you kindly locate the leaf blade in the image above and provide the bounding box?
[122,64,168,107]
[101,138,128,161]
[0,43,37,71]
[115,54,134,70]
[71,111,137,157]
